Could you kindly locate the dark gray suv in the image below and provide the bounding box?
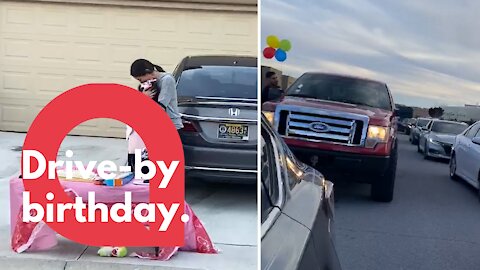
[173,55,257,183]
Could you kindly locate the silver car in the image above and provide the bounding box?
[409,117,431,145]
[173,55,257,183]
[418,119,468,160]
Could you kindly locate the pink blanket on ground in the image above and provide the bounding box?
[9,176,217,260]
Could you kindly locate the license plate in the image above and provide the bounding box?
[218,123,249,140]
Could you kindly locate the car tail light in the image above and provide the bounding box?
[181,120,198,132]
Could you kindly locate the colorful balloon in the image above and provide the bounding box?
[266,35,280,48]
[263,47,276,59]
[279,39,292,52]
[275,49,287,62]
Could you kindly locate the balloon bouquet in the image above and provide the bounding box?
[263,35,292,62]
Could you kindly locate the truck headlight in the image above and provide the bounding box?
[262,111,274,125]
[367,125,388,141]
[365,125,389,147]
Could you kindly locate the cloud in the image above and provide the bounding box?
[261,0,480,107]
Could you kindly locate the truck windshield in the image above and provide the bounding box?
[176,66,257,99]
[286,73,392,111]
[431,122,467,134]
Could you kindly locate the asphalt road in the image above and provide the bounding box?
[334,134,480,270]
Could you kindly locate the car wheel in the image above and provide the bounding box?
[449,153,459,181]
[423,142,429,160]
[477,172,480,202]
[371,145,397,202]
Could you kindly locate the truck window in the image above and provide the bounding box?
[286,73,392,111]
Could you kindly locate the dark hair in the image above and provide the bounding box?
[266,71,276,78]
[130,59,165,77]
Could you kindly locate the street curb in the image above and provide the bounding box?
[0,257,66,270]
[0,257,204,270]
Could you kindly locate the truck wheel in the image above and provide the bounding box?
[371,147,397,202]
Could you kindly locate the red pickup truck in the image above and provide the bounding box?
[262,72,398,202]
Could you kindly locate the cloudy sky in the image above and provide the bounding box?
[261,0,480,108]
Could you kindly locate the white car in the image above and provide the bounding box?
[450,121,480,197]
[418,120,468,160]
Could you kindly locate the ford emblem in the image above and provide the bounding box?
[309,122,330,133]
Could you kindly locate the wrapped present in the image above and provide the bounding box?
[103,172,134,187]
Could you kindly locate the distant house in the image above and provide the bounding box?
[441,105,480,123]
[411,107,430,118]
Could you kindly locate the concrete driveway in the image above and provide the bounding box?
[0,131,257,270]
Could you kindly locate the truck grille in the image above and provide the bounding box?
[276,107,368,146]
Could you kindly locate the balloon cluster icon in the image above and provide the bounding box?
[263,35,292,62]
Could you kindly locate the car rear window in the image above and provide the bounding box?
[431,122,467,134]
[417,119,430,127]
[176,65,257,99]
[286,73,392,111]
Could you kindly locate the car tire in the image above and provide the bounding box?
[477,172,480,202]
[371,144,397,202]
[423,142,429,160]
[449,153,459,181]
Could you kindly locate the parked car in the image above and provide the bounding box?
[450,121,480,198]
[404,118,416,135]
[262,72,398,202]
[397,118,411,133]
[409,117,431,145]
[261,115,342,270]
[417,119,468,160]
[173,55,257,183]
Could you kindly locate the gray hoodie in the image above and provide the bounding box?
[156,73,183,130]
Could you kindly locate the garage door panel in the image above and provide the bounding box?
[4,38,31,60]
[4,6,33,25]
[74,42,105,65]
[41,10,70,28]
[1,104,29,129]
[37,73,69,99]
[38,40,70,63]
[3,71,30,93]
[111,44,143,67]
[149,17,179,34]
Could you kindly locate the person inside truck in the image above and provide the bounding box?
[261,71,283,103]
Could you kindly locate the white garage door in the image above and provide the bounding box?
[0,0,257,137]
